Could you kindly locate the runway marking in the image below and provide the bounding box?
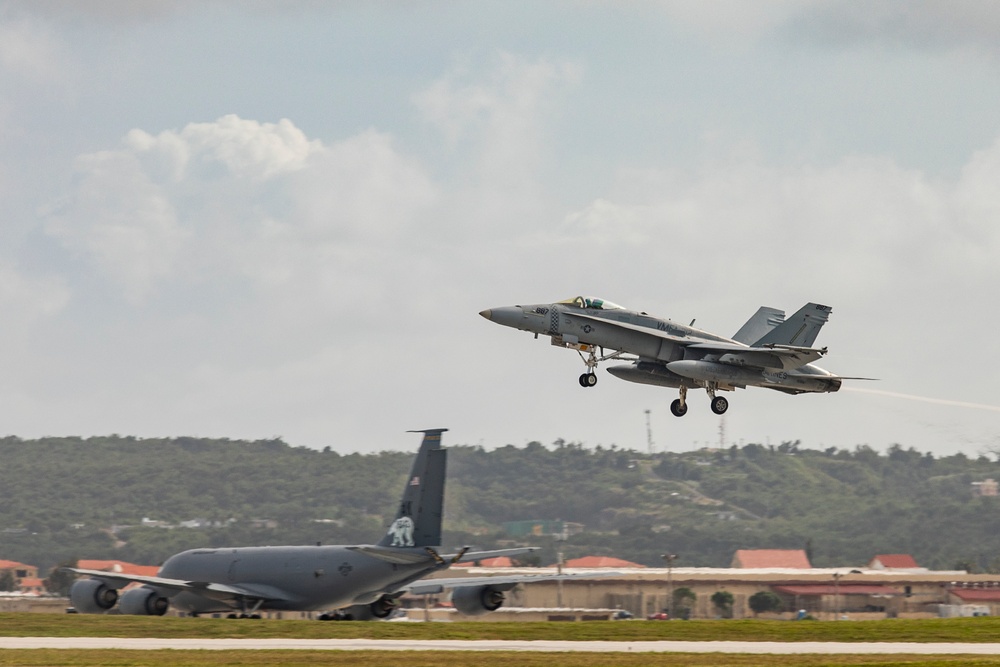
[2,637,1000,654]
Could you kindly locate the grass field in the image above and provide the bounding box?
[2,651,1000,667]
[4,615,1000,667]
[3,613,1000,642]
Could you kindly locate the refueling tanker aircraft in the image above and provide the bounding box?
[66,429,600,620]
[480,297,868,416]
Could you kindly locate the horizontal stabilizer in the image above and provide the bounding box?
[445,546,539,562]
[347,545,438,565]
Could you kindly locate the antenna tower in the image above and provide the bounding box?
[718,415,727,449]
[645,409,654,454]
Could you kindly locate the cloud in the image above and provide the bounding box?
[19,47,1000,454]
[2,0,201,22]
[783,1,1000,53]
[2,1,346,23]
[554,144,1000,304]
[413,53,582,238]
[0,12,62,81]
[651,1,1000,54]
[655,0,817,43]
[0,263,69,323]
[414,53,581,176]
[43,114,437,307]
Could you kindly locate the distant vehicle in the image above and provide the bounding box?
[481,297,870,415]
[66,429,599,620]
[647,610,669,620]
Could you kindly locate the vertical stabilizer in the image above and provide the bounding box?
[753,303,831,348]
[377,429,448,548]
[732,306,785,345]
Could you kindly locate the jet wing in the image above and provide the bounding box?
[402,570,620,596]
[686,342,827,370]
[568,312,826,370]
[65,568,295,603]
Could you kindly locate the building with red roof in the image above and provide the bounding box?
[0,560,37,580]
[867,554,921,570]
[562,556,645,568]
[947,585,1000,606]
[16,577,46,595]
[455,556,514,568]
[731,549,811,569]
[77,560,159,577]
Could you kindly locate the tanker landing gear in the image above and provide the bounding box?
[579,372,597,387]
[227,598,264,619]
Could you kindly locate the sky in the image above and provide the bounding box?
[1,1,998,456]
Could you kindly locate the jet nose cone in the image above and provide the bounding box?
[479,305,527,329]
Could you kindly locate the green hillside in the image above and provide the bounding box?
[1,435,999,576]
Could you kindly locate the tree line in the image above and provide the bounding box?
[1,435,998,576]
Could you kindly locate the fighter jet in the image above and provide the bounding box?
[66,429,594,620]
[480,297,862,416]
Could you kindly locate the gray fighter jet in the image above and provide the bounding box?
[66,429,588,619]
[481,297,862,416]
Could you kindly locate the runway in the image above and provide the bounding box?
[2,637,1000,654]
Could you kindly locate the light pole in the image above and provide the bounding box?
[661,553,678,617]
[833,572,842,621]
[556,551,564,608]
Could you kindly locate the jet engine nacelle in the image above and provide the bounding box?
[451,585,506,616]
[118,586,169,616]
[69,578,119,614]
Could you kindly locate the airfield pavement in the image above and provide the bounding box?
[2,637,1000,654]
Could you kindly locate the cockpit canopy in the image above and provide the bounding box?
[558,296,625,310]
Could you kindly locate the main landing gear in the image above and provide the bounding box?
[227,598,264,619]
[579,372,597,387]
[669,385,730,417]
[707,384,729,415]
[670,387,689,417]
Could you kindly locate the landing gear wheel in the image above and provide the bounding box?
[670,399,688,417]
[710,396,729,415]
[579,373,597,387]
